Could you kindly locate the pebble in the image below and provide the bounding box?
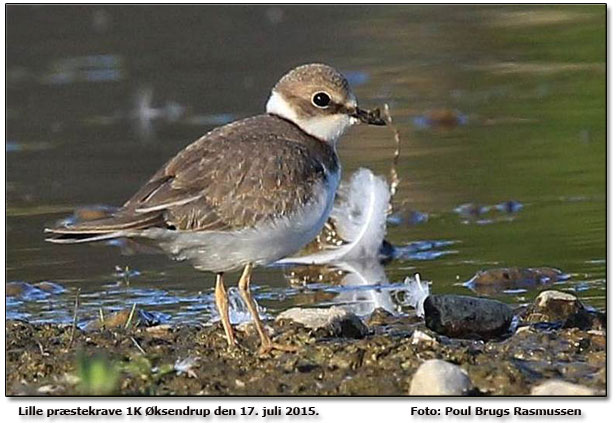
[530,380,597,396]
[536,290,579,308]
[411,330,436,346]
[276,307,368,338]
[145,324,172,337]
[423,294,513,339]
[366,307,397,326]
[523,290,605,330]
[409,359,472,395]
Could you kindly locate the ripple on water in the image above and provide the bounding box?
[453,200,524,225]
[392,240,458,261]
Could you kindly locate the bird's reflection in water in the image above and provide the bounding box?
[281,258,399,316]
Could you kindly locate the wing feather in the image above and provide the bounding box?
[48,115,337,239]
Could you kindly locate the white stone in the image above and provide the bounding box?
[411,330,436,345]
[409,359,472,395]
[531,380,596,396]
[536,290,577,307]
[276,306,368,338]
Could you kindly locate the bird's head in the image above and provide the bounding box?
[266,63,386,143]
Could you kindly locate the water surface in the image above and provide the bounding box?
[6,5,606,325]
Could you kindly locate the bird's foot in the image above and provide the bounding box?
[258,340,299,356]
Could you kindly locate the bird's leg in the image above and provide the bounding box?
[215,272,236,348]
[237,263,297,355]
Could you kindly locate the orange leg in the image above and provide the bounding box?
[215,273,236,348]
[237,263,297,355]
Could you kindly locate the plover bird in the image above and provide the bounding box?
[46,63,386,354]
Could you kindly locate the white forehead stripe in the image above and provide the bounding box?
[266,91,355,143]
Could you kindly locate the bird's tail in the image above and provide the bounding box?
[44,211,164,244]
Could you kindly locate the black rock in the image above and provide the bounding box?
[423,294,513,339]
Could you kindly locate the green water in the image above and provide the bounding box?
[6,5,606,324]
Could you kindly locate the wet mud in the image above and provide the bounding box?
[6,301,605,396]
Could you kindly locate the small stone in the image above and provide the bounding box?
[409,359,472,395]
[523,290,605,330]
[530,380,597,396]
[411,330,436,346]
[60,373,80,386]
[367,307,396,326]
[145,324,172,336]
[536,289,571,304]
[276,307,368,338]
[295,360,319,373]
[423,295,513,339]
[37,384,63,395]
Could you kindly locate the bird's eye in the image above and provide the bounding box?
[312,92,331,108]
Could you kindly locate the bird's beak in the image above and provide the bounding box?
[349,106,387,126]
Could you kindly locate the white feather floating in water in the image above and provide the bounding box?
[278,168,390,264]
[401,273,431,318]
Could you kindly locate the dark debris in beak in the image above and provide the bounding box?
[352,107,387,126]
